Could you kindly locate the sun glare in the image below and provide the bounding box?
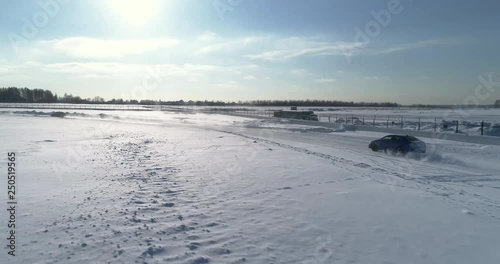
[107,0,160,26]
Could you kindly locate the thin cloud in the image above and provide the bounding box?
[196,36,267,55]
[246,41,357,61]
[216,81,242,88]
[363,76,390,81]
[369,39,458,55]
[291,69,310,76]
[199,31,217,41]
[1,61,252,82]
[39,37,179,59]
[315,78,337,83]
[243,75,257,80]
[0,67,16,75]
[194,35,357,61]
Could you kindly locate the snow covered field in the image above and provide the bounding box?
[1,109,500,264]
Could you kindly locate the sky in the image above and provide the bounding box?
[1,0,499,105]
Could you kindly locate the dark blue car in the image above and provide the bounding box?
[369,135,426,153]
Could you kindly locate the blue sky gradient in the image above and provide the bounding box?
[1,0,499,104]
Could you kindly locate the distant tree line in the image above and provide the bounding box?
[0,87,57,103]
[242,100,399,107]
[411,102,500,109]
[408,104,455,109]
[0,87,402,107]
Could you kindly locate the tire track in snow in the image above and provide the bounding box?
[217,129,500,221]
[330,140,500,218]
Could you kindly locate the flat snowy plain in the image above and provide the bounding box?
[1,109,500,264]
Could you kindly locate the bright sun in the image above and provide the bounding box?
[107,0,161,26]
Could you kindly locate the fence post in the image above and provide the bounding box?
[373,116,376,126]
[418,118,421,130]
[455,120,459,133]
[386,118,389,128]
[328,115,331,122]
[362,116,365,125]
[351,115,354,124]
[401,116,403,129]
[481,120,484,135]
[434,118,437,132]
